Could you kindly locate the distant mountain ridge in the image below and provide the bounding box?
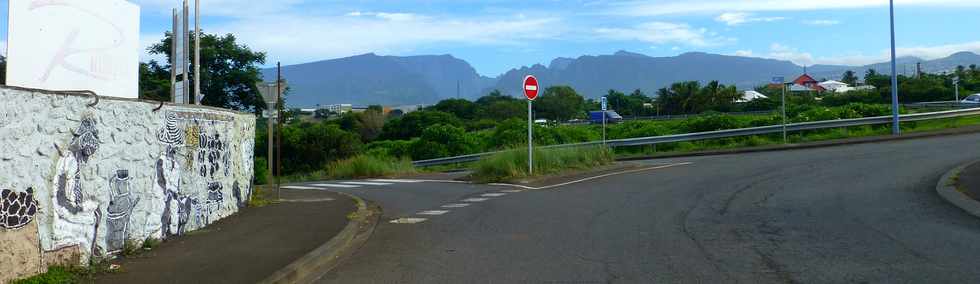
[264,51,980,107]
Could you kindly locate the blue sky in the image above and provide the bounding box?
[3,0,979,77]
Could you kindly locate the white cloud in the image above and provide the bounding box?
[768,43,815,66]
[760,41,980,66]
[605,0,980,16]
[131,0,304,16]
[204,12,563,66]
[715,12,786,26]
[734,50,754,57]
[803,20,842,26]
[594,22,734,47]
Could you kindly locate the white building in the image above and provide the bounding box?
[323,104,353,114]
[738,90,769,102]
[818,80,849,92]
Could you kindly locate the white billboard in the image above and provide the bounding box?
[7,0,141,99]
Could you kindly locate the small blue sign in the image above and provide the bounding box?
[772,76,785,84]
[601,97,608,111]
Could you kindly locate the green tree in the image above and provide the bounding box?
[139,60,171,101]
[0,55,6,85]
[280,122,362,174]
[536,86,585,122]
[431,98,478,120]
[474,90,525,121]
[841,70,858,85]
[380,110,463,140]
[149,32,267,113]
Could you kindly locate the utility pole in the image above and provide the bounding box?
[276,62,282,200]
[889,0,901,135]
[782,83,787,143]
[194,0,201,105]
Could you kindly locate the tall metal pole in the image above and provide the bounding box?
[889,0,901,135]
[194,0,201,105]
[602,110,607,145]
[276,62,282,200]
[782,84,787,143]
[266,88,274,187]
[171,9,177,103]
[528,100,533,176]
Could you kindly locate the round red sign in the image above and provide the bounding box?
[523,75,539,101]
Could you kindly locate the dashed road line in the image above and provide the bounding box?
[418,210,450,216]
[390,218,427,224]
[481,193,507,197]
[441,204,470,208]
[341,181,394,186]
[462,198,489,202]
[310,183,361,188]
[500,190,524,193]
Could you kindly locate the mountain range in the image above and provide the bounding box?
[262,51,980,107]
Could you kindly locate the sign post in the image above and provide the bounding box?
[773,77,787,143]
[523,75,539,176]
[601,96,608,145]
[954,77,960,102]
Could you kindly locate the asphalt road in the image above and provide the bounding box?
[299,132,980,283]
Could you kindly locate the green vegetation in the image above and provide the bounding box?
[12,267,78,284]
[472,146,614,183]
[325,155,417,179]
[12,262,116,284]
[243,67,980,183]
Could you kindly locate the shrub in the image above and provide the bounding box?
[681,114,746,133]
[326,155,416,179]
[471,146,614,182]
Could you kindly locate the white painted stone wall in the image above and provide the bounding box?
[0,87,255,281]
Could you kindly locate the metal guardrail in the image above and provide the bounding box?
[412,107,980,167]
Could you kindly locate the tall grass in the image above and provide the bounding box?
[325,155,417,179]
[472,146,614,183]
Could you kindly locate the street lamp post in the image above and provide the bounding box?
[889,0,901,135]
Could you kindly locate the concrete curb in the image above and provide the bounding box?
[259,192,381,284]
[936,160,980,219]
[618,124,980,161]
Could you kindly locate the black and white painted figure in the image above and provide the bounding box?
[106,170,139,253]
[47,117,102,252]
[1,188,40,230]
[155,112,185,239]
[197,132,227,179]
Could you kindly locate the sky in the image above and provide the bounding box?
[2,0,980,77]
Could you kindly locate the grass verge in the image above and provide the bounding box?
[471,146,614,183]
[278,155,418,183]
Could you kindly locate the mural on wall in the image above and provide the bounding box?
[48,117,102,253]
[156,112,185,239]
[1,188,40,230]
[105,170,139,253]
[231,181,249,210]
[197,131,228,179]
[0,88,257,281]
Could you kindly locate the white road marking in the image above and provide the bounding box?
[442,204,470,208]
[369,179,424,183]
[390,218,427,224]
[310,183,361,188]
[340,181,394,186]
[281,186,321,190]
[481,193,506,197]
[462,198,489,202]
[418,210,450,215]
[500,190,524,193]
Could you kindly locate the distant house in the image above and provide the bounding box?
[818,80,849,92]
[790,74,826,92]
[738,90,769,102]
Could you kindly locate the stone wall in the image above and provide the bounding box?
[0,87,256,282]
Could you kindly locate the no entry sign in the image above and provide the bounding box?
[523,75,539,101]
